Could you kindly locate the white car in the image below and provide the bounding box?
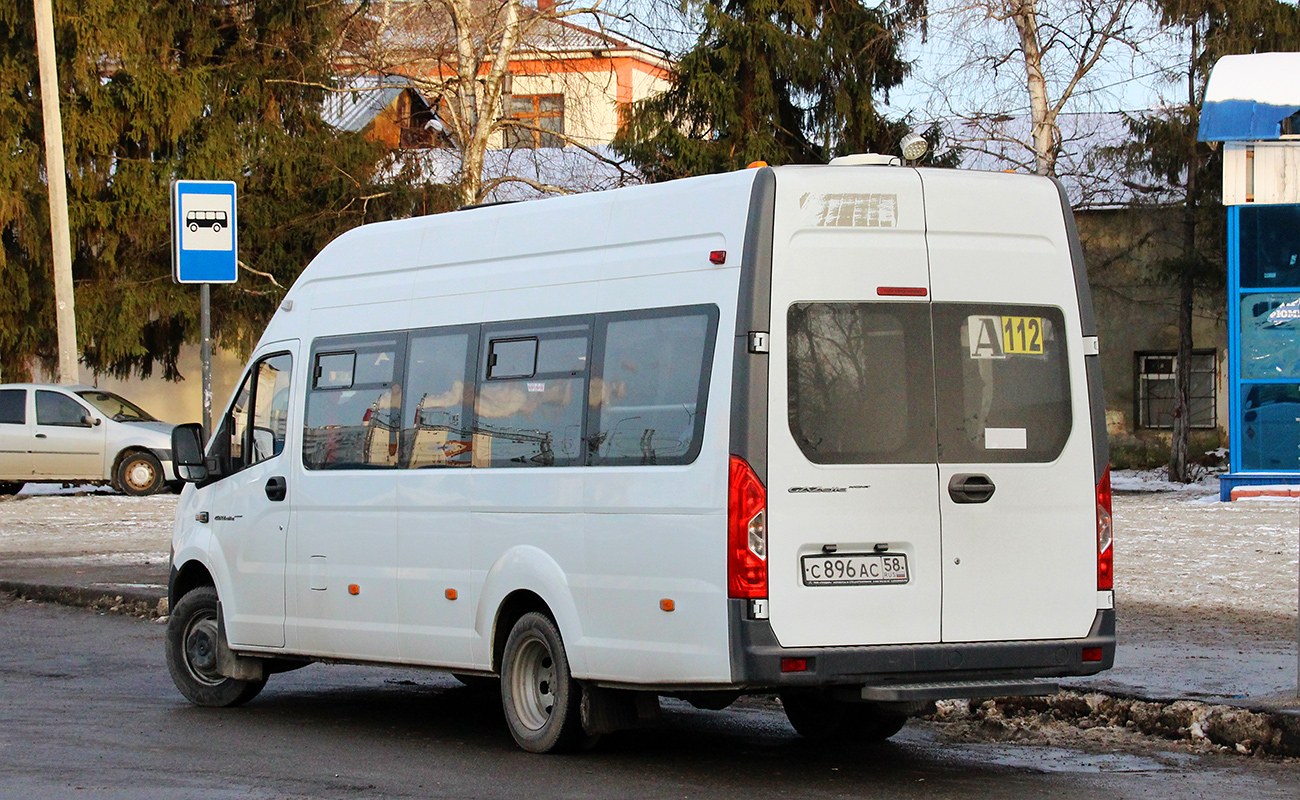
[0,383,177,496]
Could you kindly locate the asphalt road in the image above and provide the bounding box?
[2,596,1298,800]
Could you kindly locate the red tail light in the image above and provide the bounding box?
[728,455,767,599]
[1097,466,1113,590]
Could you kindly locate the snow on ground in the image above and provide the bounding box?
[0,471,1296,627]
[0,492,177,555]
[1113,476,1299,623]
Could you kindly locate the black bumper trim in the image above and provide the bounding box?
[729,600,1115,689]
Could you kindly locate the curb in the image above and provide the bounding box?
[0,580,167,617]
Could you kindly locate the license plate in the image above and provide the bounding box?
[800,553,909,586]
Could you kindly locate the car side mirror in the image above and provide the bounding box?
[171,423,208,482]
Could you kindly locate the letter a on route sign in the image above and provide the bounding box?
[968,315,1006,359]
[172,180,238,284]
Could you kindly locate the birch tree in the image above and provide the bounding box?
[918,0,1155,180]
[336,0,645,205]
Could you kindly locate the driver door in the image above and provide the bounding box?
[204,344,297,648]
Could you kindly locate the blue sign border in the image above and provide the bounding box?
[172,180,238,284]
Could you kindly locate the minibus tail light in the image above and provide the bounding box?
[1097,466,1113,591]
[728,456,767,599]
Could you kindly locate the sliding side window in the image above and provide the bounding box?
[303,333,404,470]
[475,319,590,467]
[588,305,718,466]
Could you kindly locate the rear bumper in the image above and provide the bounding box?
[729,601,1115,694]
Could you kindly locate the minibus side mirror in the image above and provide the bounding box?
[171,423,208,483]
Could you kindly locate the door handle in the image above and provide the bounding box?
[34,433,47,439]
[948,474,995,504]
[265,476,287,502]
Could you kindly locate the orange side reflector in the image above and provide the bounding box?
[445,588,458,601]
[347,584,360,596]
[659,598,675,612]
[747,161,768,169]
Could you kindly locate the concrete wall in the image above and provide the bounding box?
[1076,207,1229,438]
[34,344,248,427]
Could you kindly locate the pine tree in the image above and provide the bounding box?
[1114,0,1300,482]
[613,0,936,179]
[0,0,430,382]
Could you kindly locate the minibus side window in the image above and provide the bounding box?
[303,334,404,470]
[787,302,937,464]
[587,305,718,466]
[932,304,1071,463]
[402,328,474,468]
[475,323,589,467]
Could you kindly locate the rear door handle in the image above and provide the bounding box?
[948,474,995,504]
[265,476,287,502]
[34,433,46,439]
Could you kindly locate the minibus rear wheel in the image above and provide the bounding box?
[500,612,588,753]
[165,586,267,707]
[780,690,907,741]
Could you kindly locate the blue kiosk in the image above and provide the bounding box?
[1199,54,1300,500]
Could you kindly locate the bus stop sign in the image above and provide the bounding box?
[171,180,237,284]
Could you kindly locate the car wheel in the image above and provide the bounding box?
[500,611,589,753]
[0,482,22,496]
[116,451,164,496]
[165,586,267,707]
[780,691,908,741]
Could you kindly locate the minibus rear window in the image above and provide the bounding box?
[787,302,937,464]
[932,304,1071,464]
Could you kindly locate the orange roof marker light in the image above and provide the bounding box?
[747,161,768,169]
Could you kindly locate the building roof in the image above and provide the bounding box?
[1199,52,1300,142]
[322,75,424,133]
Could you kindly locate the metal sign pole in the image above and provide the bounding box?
[201,283,212,442]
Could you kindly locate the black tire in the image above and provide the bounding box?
[116,451,164,496]
[0,482,22,496]
[211,222,222,233]
[500,612,587,753]
[165,586,267,707]
[188,222,198,232]
[780,691,907,742]
[453,673,500,690]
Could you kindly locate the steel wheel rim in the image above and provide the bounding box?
[182,610,224,686]
[125,459,156,492]
[510,633,557,731]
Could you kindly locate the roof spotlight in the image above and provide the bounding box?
[900,132,929,162]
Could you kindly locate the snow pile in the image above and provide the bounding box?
[1110,468,1222,496]
[932,693,1300,757]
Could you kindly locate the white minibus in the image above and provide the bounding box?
[166,160,1115,753]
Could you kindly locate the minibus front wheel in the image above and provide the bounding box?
[165,586,267,707]
[500,612,589,753]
